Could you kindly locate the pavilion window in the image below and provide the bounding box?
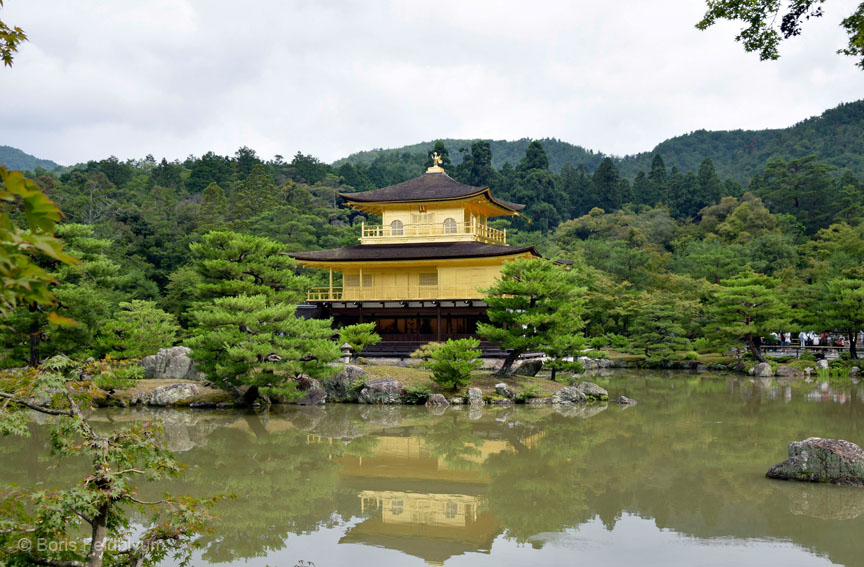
[344,274,360,287]
[390,219,403,236]
[419,273,438,286]
[412,213,434,224]
[443,217,457,234]
[362,274,373,287]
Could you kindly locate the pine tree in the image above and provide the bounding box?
[592,158,623,212]
[425,338,483,391]
[631,294,696,363]
[199,182,228,230]
[190,231,309,304]
[478,257,586,376]
[338,322,381,360]
[99,300,181,359]
[821,278,864,359]
[186,294,339,403]
[706,270,794,362]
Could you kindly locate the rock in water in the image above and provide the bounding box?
[575,381,608,401]
[766,438,864,486]
[140,346,203,380]
[425,394,450,407]
[149,383,200,406]
[512,359,543,377]
[751,362,774,377]
[617,396,637,405]
[552,387,587,405]
[495,382,514,399]
[295,375,327,405]
[468,387,484,406]
[322,365,366,402]
[359,378,404,404]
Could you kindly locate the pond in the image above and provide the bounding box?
[4,371,864,566]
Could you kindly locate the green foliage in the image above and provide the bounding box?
[402,383,433,405]
[425,338,483,391]
[191,231,309,303]
[696,0,864,69]
[0,355,219,567]
[799,351,817,361]
[411,341,444,360]
[0,167,79,318]
[338,322,381,358]
[706,270,795,362]
[631,294,697,363]
[514,384,542,403]
[478,258,586,374]
[100,300,180,359]
[186,294,340,402]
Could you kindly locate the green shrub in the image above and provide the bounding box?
[799,351,817,361]
[684,351,699,360]
[338,323,381,359]
[515,384,542,403]
[410,342,444,360]
[604,333,630,349]
[691,338,714,354]
[585,350,608,359]
[588,336,607,349]
[99,300,180,359]
[425,338,483,391]
[402,384,433,405]
[773,355,794,363]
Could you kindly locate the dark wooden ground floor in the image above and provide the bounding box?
[297,303,508,357]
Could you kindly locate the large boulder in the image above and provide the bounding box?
[141,346,203,381]
[468,387,484,406]
[775,365,803,379]
[149,383,200,406]
[575,381,608,401]
[766,438,864,486]
[552,387,587,405]
[425,394,450,407]
[322,365,366,402]
[295,375,327,406]
[495,383,514,399]
[751,362,774,377]
[511,359,543,377]
[816,359,830,370]
[359,378,404,404]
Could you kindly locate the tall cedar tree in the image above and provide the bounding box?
[707,270,794,362]
[478,257,586,376]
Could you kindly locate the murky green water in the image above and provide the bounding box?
[3,371,864,566]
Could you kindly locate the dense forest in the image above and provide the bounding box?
[337,99,864,183]
[2,123,864,369]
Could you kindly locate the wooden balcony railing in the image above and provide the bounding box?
[307,285,485,302]
[360,220,506,245]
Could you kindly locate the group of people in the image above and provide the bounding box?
[767,331,859,347]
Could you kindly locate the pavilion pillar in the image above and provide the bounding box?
[437,305,442,341]
[329,268,333,300]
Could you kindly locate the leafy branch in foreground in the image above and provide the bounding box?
[0,356,222,567]
[696,0,864,69]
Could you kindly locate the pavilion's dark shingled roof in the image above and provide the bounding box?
[289,241,539,262]
[339,172,525,212]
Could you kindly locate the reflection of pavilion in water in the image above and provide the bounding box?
[330,433,537,565]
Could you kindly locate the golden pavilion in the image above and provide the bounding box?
[290,154,539,354]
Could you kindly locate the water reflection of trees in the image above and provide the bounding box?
[4,376,864,566]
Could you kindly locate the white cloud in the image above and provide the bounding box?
[1,0,863,165]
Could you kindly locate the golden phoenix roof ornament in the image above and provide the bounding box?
[427,151,445,173]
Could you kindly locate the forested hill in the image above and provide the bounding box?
[0,145,60,171]
[617,100,864,182]
[336,99,864,182]
[335,138,607,173]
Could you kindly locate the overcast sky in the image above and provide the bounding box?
[2,0,863,166]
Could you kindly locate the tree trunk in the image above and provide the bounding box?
[495,349,522,377]
[848,328,858,359]
[746,335,766,363]
[87,503,110,567]
[28,304,40,367]
[550,366,557,382]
